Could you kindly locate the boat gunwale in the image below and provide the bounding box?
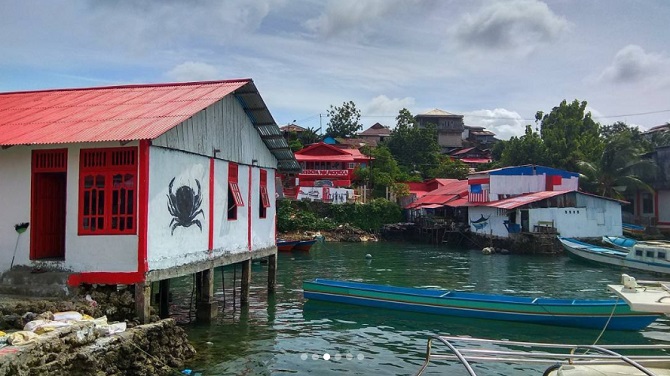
[304,279,635,308]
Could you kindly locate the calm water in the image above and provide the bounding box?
[176,241,670,375]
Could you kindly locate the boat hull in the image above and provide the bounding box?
[277,240,299,251]
[303,279,658,331]
[559,237,670,275]
[293,240,317,251]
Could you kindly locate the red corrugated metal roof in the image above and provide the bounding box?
[444,197,470,207]
[0,80,249,145]
[483,190,571,209]
[294,154,354,162]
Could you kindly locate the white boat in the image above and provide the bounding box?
[416,274,670,376]
[558,236,670,275]
[603,236,670,253]
[416,336,670,376]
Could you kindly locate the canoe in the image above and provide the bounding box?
[302,279,659,330]
[559,236,670,275]
[277,240,299,251]
[293,239,317,251]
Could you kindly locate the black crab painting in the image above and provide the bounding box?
[167,177,205,235]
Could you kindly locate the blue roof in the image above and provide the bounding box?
[488,165,578,178]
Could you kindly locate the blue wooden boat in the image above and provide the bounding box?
[559,236,670,275]
[302,279,659,330]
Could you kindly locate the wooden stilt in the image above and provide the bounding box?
[159,279,170,319]
[135,281,151,324]
[195,268,218,323]
[267,253,277,293]
[241,259,251,306]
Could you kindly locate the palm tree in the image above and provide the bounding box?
[577,133,656,199]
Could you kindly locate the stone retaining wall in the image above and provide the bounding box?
[0,319,195,376]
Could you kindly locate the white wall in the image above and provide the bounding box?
[468,207,508,237]
[153,96,278,169]
[0,143,139,274]
[147,147,277,271]
[0,146,34,273]
[147,147,210,270]
[659,190,670,224]
[490,175,545,196]
[65,143,139,272]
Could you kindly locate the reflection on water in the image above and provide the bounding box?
[181,241,670,375]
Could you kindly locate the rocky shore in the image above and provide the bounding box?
[0,286,195,376]
[279,224,378,243]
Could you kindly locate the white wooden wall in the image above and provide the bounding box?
[152,95,278,169]
[0,142,139,274]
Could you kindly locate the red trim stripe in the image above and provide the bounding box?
[137,140,150,274]
[468,178,490,185]
[68,271,144,286]
[209,158,214,251]
[248,166,252,251]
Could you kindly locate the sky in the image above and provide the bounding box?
[2,0,670,140]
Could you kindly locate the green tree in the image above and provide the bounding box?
[387,108,440,177]
[536,99,603,171]
[325,101,362,138]
[499,125,549,166]
[427,156,469,179]
[577,132,656,199]
[298,126,322,146]
[354,145,405,198]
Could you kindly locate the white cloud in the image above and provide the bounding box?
[464,108,526,140]
[365,95,415,117]
[598,45,668,84]
[450,0,569,55]
[166,62,221,82]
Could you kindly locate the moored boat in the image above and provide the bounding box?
[277,240,299,251]
[293,239,317,251]
[416,274,670,376]
[415,335,670,376]
[602,235,638,250]
[559,236,670,275]
[302,279,659,330]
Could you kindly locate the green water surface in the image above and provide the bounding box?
[177,241,670,375]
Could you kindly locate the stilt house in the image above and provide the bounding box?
[0,80,299,289]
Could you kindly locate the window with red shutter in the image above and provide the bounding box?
[79,147,137,235]
[228,163,244,220]
[259,169,270,218]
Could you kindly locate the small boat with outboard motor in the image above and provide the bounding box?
[415,274,670,376]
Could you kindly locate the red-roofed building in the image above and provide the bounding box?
[0,80,298,320]
[402,165,624,240]
[292,142,371,189]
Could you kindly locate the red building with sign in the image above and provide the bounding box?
[293,142,372,188]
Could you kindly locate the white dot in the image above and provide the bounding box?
[300,354,308,361]
[311,354,319,360]
[334,353,342,361]
[357,353,364,360]
[346,353,353,360]
[323,353,331,360]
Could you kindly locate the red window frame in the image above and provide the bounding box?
[79,147,138,235]
[228,163,244,220]
[259,169,270,218]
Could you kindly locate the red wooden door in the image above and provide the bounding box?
[31,150,68,260]
[31,173,67,259]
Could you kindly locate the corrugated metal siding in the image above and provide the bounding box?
[153,96,278,168]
